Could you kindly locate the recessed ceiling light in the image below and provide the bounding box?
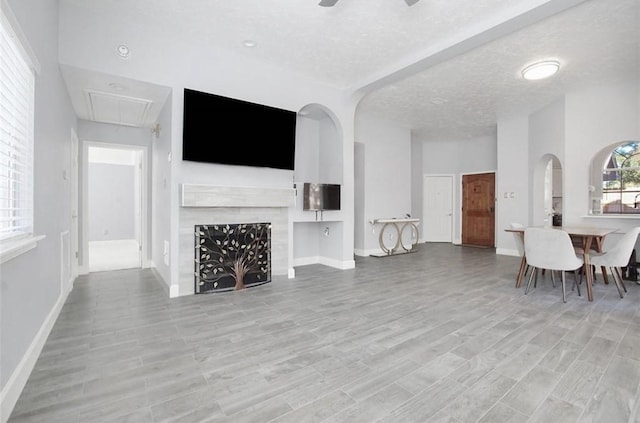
[522,60,560,80]
[116,44,130,59]
[243,40,257,48]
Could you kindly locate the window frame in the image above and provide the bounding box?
[600,141,640,215]
[0,2,43,263]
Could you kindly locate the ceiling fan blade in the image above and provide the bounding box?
[405,0,420,5]
[319,0,339,6]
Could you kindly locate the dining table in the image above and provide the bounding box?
[505,225,618,302]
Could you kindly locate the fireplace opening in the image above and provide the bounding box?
[195,223,271,293]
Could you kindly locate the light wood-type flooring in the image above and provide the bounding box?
[8,243,640,422]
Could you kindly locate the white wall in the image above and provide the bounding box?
[410,140,424,230]
[354,113,412,255]
[1,0,77,417]
[294,117,321,183]
[354,142,366,252]
[565,81,640,246]
[420,135,497,244]
[528,98,565,226]
[151,94,173,290]
[565,82,640,225]
[495,116,529,256]
[88,162,136,241]
[318,117,342,184]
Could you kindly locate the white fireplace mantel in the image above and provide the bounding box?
[180,184,295,208]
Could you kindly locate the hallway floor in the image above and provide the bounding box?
[88,239,140,272]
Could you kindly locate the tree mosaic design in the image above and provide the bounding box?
[195,223,271,293]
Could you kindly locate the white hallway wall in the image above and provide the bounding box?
[87,161,136,241]
[1,0,77,417]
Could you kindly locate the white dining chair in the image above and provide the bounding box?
[589,227,640,298]
[524,227,584,303]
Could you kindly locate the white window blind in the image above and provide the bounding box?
[0,9,35,241]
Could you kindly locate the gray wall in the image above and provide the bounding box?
[88,163,136,241]
[1,0,76,395]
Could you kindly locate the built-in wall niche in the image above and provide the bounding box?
[294,105,342,183]
[293,104,343,222]
[293,104,345,269]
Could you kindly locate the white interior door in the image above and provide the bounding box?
[423,175,453,242]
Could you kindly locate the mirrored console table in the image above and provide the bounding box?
[369,218,420,257]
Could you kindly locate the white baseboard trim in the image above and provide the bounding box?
[354,248,382,257]
[287,268,295,278]
[293,256,356,270]
[149,264,173,298]
[169,284,180,298]
[496,248,519,257]
[320,256,355,270]
[78,264,89,275]
[0,283,71,423]
[293,256,320,267]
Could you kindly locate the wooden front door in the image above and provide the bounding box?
[462,173,495,247]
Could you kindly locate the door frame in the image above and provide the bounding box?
[70,127,79,282]
[459,170,496,246]
[81,141,149,273]
[422,173,454,243]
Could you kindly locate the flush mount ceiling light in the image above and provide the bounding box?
[522,60,560,80]
[116,44,130,59]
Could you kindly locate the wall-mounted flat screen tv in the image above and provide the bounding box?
[182,88,297,170]
[303,183,341,211]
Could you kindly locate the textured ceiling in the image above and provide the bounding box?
[59,0,639,139]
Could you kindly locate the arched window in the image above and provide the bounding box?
[601,141,640,214]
